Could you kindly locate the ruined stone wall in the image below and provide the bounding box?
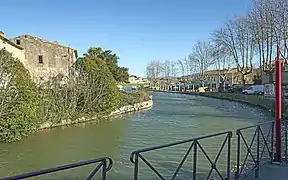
[10,35,77,84]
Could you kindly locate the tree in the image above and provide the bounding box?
[189,41,215,86]
[211,44,234,90]
[273,0,288,59]
[177,59,186,82]
[146,60,162,87]
[78,57,123,114]
[170,60,178,78]
[213,16,257,84]
[250,0,276,83]
[78,47,129,82]
[0,49,38,142]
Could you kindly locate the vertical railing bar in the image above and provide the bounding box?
[285,120,287,163]
[227,132,231,180]
[193,140,197,180]
[236,131,241,180]
[271,121,275,163]
[255,126,260,178]
[170,141,195,180]
[102,159,107,180]
[134,154,139,180]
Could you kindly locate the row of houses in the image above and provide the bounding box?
[0,31,77,84]
[203,68,261,89]
[204,65,288,90]
[154,65,288,91]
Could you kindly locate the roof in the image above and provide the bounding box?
[12,34,76,51]
[0,35,24,50]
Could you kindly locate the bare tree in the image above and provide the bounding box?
[273,0,288,59]
[177,59,186,82]
[146,60,163,88]
[250,0,276,83]
[213,15,257,84]
[170,60,178,78]
[189,41,215,86]
[211,44,234,90]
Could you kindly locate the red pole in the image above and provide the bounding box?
[275,45,282,162]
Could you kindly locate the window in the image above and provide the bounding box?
[38,55,43,64]
[16,39,20,45]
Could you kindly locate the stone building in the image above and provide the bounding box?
[9,34,78,84]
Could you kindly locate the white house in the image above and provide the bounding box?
[0,31,26,65]
[128,75,148,84]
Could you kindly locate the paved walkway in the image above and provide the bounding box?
[248,163,288,180]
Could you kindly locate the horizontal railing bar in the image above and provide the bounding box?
[2,157,113,180]
[130,131,232,156]
[236,121,274,132]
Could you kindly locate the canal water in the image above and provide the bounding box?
[0,92,273,179]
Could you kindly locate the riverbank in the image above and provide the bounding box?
[151,90,282,115]
[39,95,153,129]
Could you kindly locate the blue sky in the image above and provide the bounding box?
[2,0,252,76]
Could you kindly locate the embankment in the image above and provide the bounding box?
[40,95,153,129]
[152,90,283,115]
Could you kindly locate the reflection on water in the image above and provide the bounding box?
[0,92,273,179]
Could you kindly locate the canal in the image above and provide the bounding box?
[0,92,273,179]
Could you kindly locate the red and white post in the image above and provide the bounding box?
[275,45,282,162]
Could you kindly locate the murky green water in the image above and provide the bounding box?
[0,92,273,179]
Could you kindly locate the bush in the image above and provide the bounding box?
[0,49,38,142]
[121,88,150,105]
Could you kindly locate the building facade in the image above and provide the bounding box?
[0,32,26,64]
[129,75,149,84]
[203,68,261,90]
[204,70,232,90]
[9,34,78,84]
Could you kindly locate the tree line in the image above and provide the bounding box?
[146,0,288,86]
[0,47,148,142]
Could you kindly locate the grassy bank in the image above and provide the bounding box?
[195,92,275,111]
[119,82,149,87]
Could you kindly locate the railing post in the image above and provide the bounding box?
[275,48,282,162]
[271,122,275,163]
[235,131,240,180]
[102,159,107,180]
[227,132,231,180]
[255,127,260,178]
[134,153,139,180]
[193,140,197,180]
[285,120,288,163]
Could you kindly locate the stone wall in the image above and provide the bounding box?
[39,95,153,129]
[10,35,77,84]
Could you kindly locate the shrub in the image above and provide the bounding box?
[0,49,38,142]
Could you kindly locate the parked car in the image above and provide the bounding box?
[242,85,264,95]
[226,85,243,93]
